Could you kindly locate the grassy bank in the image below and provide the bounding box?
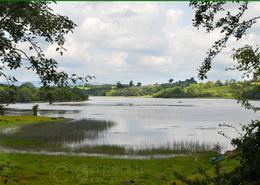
[0,152,239,185]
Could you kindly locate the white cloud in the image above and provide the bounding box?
[140,56,172,68]
[105,52,128,68]
[166,9,183,24]
[7,2,259,84]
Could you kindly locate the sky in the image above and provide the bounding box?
[3,2,260,85]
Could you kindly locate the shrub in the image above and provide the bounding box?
[32,104,39,116]
[0,104,4,115]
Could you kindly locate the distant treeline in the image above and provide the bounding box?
[0,82,89,104]
[80,78,260,99]
[1,79,259,103]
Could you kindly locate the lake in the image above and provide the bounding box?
[6,97,260,151]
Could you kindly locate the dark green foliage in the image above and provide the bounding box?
[116,81,125,89]
[32,104,38,116]
[0,104,4,115]
[0,83,89,104]
[230,120,260,185]
[242,85,260,100]
[38,87,89,104]
[129,80,134,87]
[136,82,142,87]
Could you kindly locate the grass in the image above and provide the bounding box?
[0,151,239,185]
[0,115,65,128]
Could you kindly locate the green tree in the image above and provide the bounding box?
[215,80,223,86]
[116,81,124,89]
[129,81,134,87]
[32,104,39,116]
[204,81,214,88]
[169,79,174,83]
[136,82,142,87]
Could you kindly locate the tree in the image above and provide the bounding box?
[190,1,260,111]
[116,81,124,89]
[0,2,92,87]
[32,104,39,116]
[168,79,174,84]
[230,120,260,184]
[190,1,260,81]
[186,2,260,184]
[215,80,223,86]
[136,82,142,87]
[129,80,134,87]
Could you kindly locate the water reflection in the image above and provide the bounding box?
[5,97,260,150]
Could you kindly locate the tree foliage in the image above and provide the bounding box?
[0,1,93,87]
[190,1,260,80]
[185,2,260,185]
[0,83,89,104]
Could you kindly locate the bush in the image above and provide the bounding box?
[32,104,39,116]
[0,104,4,115]
[154,87,185,98]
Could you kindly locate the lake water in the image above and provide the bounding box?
[6,97,260,150]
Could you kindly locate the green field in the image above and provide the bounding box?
[0,152,239,185]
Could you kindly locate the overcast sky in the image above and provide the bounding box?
[4,2,260,84]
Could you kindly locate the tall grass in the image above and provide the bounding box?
[0,118,215,155]
[73,141,214,155]
[0,119,115,150]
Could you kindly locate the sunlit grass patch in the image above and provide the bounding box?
[0,115,65,128]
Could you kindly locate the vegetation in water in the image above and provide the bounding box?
[0,118,214,155]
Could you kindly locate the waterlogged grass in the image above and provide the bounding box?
[0,117,214,155]
[0,119,115,151]
[127,141,213,155]
[74,141,214,156]
[0,152,240,185]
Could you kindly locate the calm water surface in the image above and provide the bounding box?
[7,97,260,150]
